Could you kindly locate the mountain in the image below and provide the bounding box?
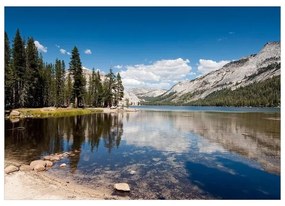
[152,42,280,105]
[123,88,167,105]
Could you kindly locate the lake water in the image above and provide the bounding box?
[5,106,280,199]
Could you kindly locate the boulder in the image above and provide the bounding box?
[50,156,60,161]
[114,183,130,192]
[19,164,32,171]
[60,163,67,168]
[34,164,46,172]
[129,170,136,175]
[10,110,20,117]
[43,155,52,160]
[5,165,19,174]
[10,118,20,123]
[45,161,53,167]
[30,160,47,169]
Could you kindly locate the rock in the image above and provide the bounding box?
[45,161,53,167]
[43,155,52,160]
[10,110,20,117]
[19,164,32,171]
[60,163,67,168]
[50,156,60,161]
[152,158,160,162]
[129,170,136,175]
[10,118,20,123]
[74,149,80,153]
[34,164,46,172]
[114,183,130,192]
[30,160,47,169]
[70,154,75,157]
[5,165,19,174]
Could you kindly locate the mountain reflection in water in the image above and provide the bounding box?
[5,109,280,199]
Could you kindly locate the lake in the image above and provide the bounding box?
[5,106,280,199]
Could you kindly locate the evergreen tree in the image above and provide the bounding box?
[95,70,103,107]
[65,73,73,107]
[69,47,85,107]
[25,37,42,107]
[42,63,52,106]
[103,69,116,107]
[55,59,65,107]
[12,29,26,108]
[5,32,15,109]
[37,53,45,107]
[115,73,124,106]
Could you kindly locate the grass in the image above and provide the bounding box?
[11,107,103,118]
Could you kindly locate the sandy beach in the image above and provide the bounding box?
[4,159,129,200]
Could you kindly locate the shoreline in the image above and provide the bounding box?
[4,158,129,200]
[6,107,138,120]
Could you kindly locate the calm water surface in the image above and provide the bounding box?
[5,106,280,199]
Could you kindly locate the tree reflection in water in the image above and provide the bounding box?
[5,113,124,170]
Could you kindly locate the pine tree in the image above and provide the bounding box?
[69,47,85,107]
[55,59,65,107]
[37,53,45,107]
[103,69,116,107]
[96,71,103,107]
[115,73,124,106]
[26,37,41,107]
[12,29,26,108]
[5,32,15,109]
[65,73,72,107]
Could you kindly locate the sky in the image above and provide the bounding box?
[5,7,280,89]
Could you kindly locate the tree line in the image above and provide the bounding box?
[188,75,280,107]
[5,29,124,109]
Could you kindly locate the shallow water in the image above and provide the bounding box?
[5,108,280,199]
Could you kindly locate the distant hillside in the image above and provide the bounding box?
[123,88,167,105]
[145,42,280,106]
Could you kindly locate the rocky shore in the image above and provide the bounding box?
[4,151,131,200]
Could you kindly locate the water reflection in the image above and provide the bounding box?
[5,113,124,165]
[5,110,280,199]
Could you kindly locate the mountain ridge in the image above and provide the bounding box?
[153,41,280,104]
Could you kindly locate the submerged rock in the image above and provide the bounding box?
[129,170,136,175]
[19,164,32,171]
[114,183,130,192]
[60,163,67,168]
[5,165,19,174]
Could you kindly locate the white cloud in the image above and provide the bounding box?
[60,48,71,55]
[55,44,60,48]
[114,65,123,69]
[120,58,192,89]
[197,59,230,75]
[84,49,92,55]
[34,40,47,53]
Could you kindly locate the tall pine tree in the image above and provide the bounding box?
[5,32,15,109]
[69,47,85,107]
[12,29,26,108]
[55,59,65,107]
[26,37,42,107]
[115,73,124,106]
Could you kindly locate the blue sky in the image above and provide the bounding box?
[5,7,280,89]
